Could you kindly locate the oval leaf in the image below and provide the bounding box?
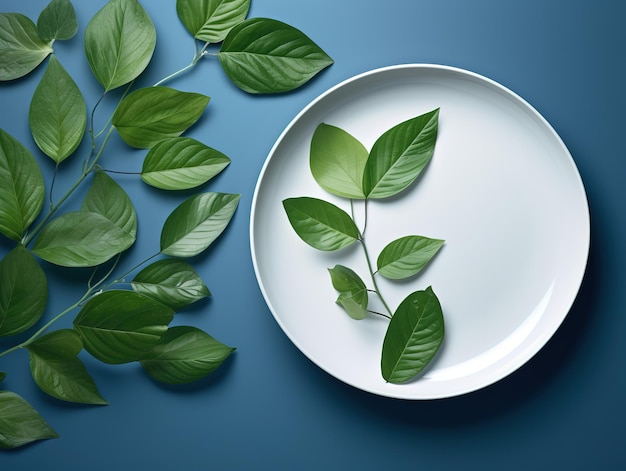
[0,391,58,449]
[29,55,86,163]
[0,245,48,337]
[0,129,45,241]
[140,326,235,384]
[141,137,230,190]
[73,290,174,364]
[84,0,156,91]
[377,235,444,280]
[37,0,78,42]
[283,197,359,251]
[0,13,53,81]
[132,258,210,311]
[381,287,444,383]
[363,108,439,199]
[112,86,210,148]
[176,0,250,43]
[310,123,368,199]
[328,264,368,319]
[27,329,108,405]
[160,192,240,257]
[218,18,333,94]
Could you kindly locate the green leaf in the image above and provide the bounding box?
[73,290,174,365]
[140,326,235,384]
[160,192,240,257]
[310,123,368,199]
[0,129,45,241]
[176,0,250,43]
[32,211,135,267]
[328,264,368,320]
[132,259,210,311]
[84,0,156,91]
[141,137,230,190]
[282,197,359,251]
[27,329,108,405]
[381,287,444,383]
[29,55,86,163]
[0,245,47,337]
[0,390,58,449]
[37,0,78,42]
[0,13,53,81]
[377,235,444,280]
[218,18,333,94]
[0,372,5,384]
[363,108,439,199]
[112,86,210,149]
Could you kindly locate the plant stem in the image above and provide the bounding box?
[153,41,211,87]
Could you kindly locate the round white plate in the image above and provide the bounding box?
[250,64,590,399]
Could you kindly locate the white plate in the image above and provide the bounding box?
[250,64,590,399]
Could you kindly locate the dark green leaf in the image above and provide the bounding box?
[310,123,368,199]
[377,235,444,280]
[0,390,58,449]
[363,108,439,199]
[73,290,174,364]
[176,0,250,43]
[0,129,45,241]
[29,55,86,163]
[160,192,240,257]
[381,287,444,383]
[328,264,368,319]
[0,13,53,81]
[140,326,235,384]
[0,372,5,384]
[218,18,333,94]
[37,0,78,42]
[112,86,210,148]
[141,137,230,190]
[27,329,108,405]
[0,245,47,337]
[132,259,210,310]
[283,197,359,251]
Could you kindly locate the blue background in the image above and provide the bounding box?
[1,0,624,469]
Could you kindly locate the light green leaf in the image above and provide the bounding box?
[176,0,250,43]
[112,86,210,148]
[0,13,53,81]
[0,390,58,449]
[377,235,444,280]
[29,55,86,163]
[84,0,156,91]
[381,287,444,383]
[160,192,240,257]
[363,108,439,199]
[37,0,78,42]
[310,123,368,199]
[140,326,235,384]
[141,137,230,190]
[0,129,45,241]
[0,245,47,337]
[218,18,333,94]
[283,197,359,251]
[328,264,368,320]
[73,290,174,364]
[132,259,210,311]
[27,329,108,405]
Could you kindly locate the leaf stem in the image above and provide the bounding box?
[153,41,211,87]
[359,232,393,318]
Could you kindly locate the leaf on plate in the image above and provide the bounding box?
[140,326,235,384]
[37,0,78,42]
[363,108,439,199]
[328,264,368,320]
[0,390,58,449]
[0,13,53,81]
[218,17,333,94]
[27,329,108,405]
[377,235,444,280]
[381,287,444,383]
[84,0,156,91]
[282,197,359,251]
[29,55,87,164]
[176,0,250,43]
[141,137,230,190]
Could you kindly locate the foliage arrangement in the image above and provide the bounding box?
[283,110,445,384]
[0,0,332,449]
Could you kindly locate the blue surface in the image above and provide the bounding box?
[0,0,624,469]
